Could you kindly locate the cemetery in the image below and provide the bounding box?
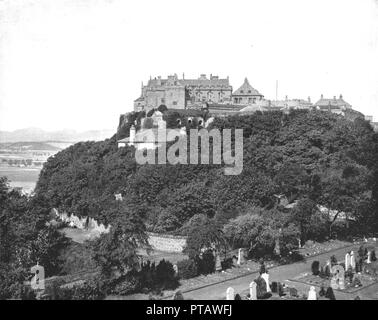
[164,240,378,300]
[292,244,378,294]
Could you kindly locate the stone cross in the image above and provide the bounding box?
[345,252,351,271]
[307,286,317,300]
[226,287,235,300]
[350,251,356,271]
[249,281,257,300]
[261,272,271,292]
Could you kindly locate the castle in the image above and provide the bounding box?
[118,74,377,149]
[133,74,357,116]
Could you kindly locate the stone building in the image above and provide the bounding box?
[231,78,264,105]
[134,74,233,112]
[313,94,352,115]
[270,96,313,110]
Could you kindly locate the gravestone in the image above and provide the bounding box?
[367,251,372,264]
[289,287,298,297]
[350,251,356,271]
[226,287,235,300]
[261,272,271,292]
[249,281,257,300]
[271,281,278,293]
[255,276,267,299]
[237,248,244,266]
[173,264,178,276]
[278,282,285,296]
[345,252,351,271]
[330,265,345,290]
[307,286,317,300]
[215,254,222,272]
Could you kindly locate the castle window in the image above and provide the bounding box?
[248,90,251,93]
[173,101,178,106]
[161,98,165,104]
[240,90,244,94]
[188,117,193,124]
[177,119,182,125]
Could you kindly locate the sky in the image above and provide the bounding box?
[0,0,377,132]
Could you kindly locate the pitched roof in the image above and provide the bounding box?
[314,96,352,109]
[146,76,231,89]
[233,78,263,96]
[271,99,313,109]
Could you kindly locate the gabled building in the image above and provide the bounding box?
[231,78,264,105]
[313,94,352,115]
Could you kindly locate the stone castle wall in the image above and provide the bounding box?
[54,209,187,253]
[147,232,187,253]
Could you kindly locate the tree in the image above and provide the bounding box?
[91,207,149,278]
[184,218,227,259]
[290,198,320,243]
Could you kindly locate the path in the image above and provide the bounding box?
[175,242,377,300]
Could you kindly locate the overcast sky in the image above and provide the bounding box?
[0,0,377,132]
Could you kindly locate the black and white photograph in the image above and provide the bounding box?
[1,0,378,308]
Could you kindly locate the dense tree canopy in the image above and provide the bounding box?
[34,110,378,236]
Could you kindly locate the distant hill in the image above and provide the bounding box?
[0,141,63,151]
[0,128,115,143]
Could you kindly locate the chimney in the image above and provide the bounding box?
[308,96,311,103]
[183,73,185,79]
[199,74,207,80]
[285,95,288,101]
[333,96,336,100]
[321,94,323,99]
[339,94,343,99]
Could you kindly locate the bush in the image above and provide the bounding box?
[63,280,105,300]
[311,261,320,275]
[198,250,215,275]
[330,255,338,266]
[221,258,233,270]
[155,260,179,290]
[110,273,142,296]
[371,250,377,262]
[47,279,106,300]
[177,259,198,279]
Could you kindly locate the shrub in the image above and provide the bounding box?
[221,258,233,270]
[198,250,215,275]
[330,255,338,266]
[311,261,320,275]
[173,290,184,300]
[50,279,106,300]
[139,261,156,290]
[65,280,105,300]
[371,250,377,262]
[177,259,198,279]
[155,260,179,290]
